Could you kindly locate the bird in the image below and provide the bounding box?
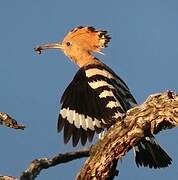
[35,26,172,168]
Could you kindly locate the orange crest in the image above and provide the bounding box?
[63,26,111,53]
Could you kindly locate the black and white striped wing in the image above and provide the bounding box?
[84,64,137,113]
[58,68,107,146]
[58,63,137,146]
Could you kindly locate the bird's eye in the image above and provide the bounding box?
[66,42,71,46]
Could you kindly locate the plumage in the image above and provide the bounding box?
[72,125,81,147]
[35,26,172,169]
[87,129,95,142]
[64,120,73,144]
[135,136,172,168]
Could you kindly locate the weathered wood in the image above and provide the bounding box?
[77,91,178,180]
[2,91,178,180]
[19,149,90,180]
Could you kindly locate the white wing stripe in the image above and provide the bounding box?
[61,108,72,124]
[106,101,118,108]
[86,116,95,130]
[93,118,102,128]
[60,108,100,130]
[99,89,114,98]
[88,80,114,89]
[79,114,87,130]
[86,68,129,90]
[86,68,113,79]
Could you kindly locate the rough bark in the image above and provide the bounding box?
[19,149,90,180]
[1,91,178,179]
[77,91,178,180]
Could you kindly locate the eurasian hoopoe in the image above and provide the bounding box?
[35,26,172,168]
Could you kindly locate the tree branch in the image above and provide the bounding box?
[2,91,178,180]
[0,175,18,180]
[77,91,178,180]
[19,149,90,180]
[0,112,26,130]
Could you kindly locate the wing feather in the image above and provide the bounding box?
[58,64,136,146]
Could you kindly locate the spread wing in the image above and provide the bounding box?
[58,63,137,146]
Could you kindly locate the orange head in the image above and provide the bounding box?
[35,26,111,67]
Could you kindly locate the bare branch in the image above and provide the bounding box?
[0,112,26,130]
[77,91,178,180]
[0,175,18,180]
[2,91,178,180]
[19,149,90,180]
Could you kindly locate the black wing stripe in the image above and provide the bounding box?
[87,129,95,142]
[64,120,73,144]
[79,83,94,130]
[58,114,65,132]
[112,89,128,112]
[72,126,81,147]
[86,88,100,129]
[84,82,95,129]
[88,74,127,93]
[75,82,84,129]
[91,90,109,126]
[80,128,88,145]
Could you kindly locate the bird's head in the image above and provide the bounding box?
[35,26,111,66]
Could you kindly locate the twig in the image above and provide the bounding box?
[19,149,90,180]
[0,175,18,180]
[0,112,25,130]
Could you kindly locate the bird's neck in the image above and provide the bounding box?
[69,51,101,67]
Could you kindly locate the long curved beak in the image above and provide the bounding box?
[34,42,63,54]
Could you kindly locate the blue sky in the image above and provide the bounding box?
[0,0,178,179]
